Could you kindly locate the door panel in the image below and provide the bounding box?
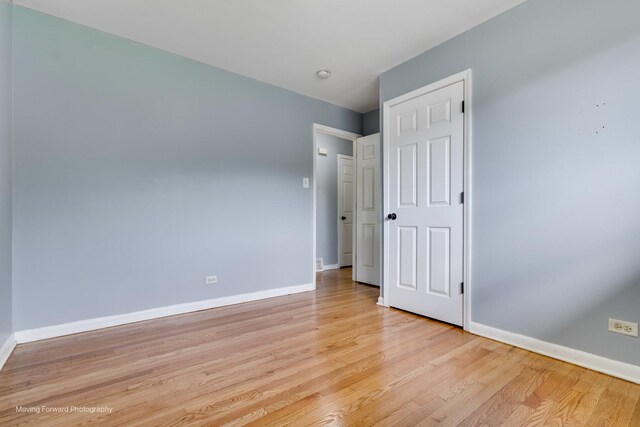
[398,226,418,290]
[342,182,353,216]
[361,224,375,268]
[363,167,375,210]
[356,134,381,286]
[398,111,418,135]
[387,81,464,326]
[399,144,418,207]
[427,100,451,127]
[427,227,451,296]
[428,137,451,206]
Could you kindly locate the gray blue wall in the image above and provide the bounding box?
[0,0,13,345]
[362,109,379,136]
[315,133,352,267]
[381,0,640,365]
[12,7,362,330]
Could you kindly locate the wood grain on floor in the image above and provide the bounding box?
[0,268,638,426]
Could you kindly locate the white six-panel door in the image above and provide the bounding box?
[387,81,465,326]
[356,134,381,286]
[338,155,354,267]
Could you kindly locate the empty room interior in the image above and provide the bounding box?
[0,0,639,425]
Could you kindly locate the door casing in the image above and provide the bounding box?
[337,154,355,268]
[312,124,361,287]
[381,69,473,331]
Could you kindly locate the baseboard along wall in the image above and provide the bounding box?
[15,283,314,344]
[469,322,640,384]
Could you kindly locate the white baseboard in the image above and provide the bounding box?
[0,333,16,372]
[469,322,640,384]
[322,264,340,271]
[15,283,314,344]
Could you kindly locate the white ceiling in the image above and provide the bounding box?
[14,0,526,113]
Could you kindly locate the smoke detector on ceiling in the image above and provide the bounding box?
[316,70,331,79]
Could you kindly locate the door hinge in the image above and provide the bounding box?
[460,282,464,294]
[462,101,465,114]
[460,192,464,204]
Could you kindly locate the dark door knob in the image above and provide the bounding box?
[387,213,397,220]
[341,216,347,220]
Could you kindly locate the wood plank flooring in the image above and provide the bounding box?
[0,268,638,426]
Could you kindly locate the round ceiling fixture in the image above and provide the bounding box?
[316,70,331,79]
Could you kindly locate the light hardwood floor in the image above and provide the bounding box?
[0,268,639,426]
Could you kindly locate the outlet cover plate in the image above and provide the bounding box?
[205,276,218,285]
[608,318,639,337]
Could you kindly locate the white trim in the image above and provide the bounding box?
[322,264,340,271]
[381,69,473,331]
[462,71,473,332]
[337,154,355,269]
[15,283,313,344]
[470,322,640,384]
[0,333,16,372]
[313,124,361,141]
[352,144,357,282]
[312,123,361,288]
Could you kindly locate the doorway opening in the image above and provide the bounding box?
[312,125,358,287]
[312,124,382,290]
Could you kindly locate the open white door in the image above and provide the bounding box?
[337,155,354,267]
[387,81,465,326]
[356,134,381,286]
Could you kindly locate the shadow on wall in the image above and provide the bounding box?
[550,277,640,363]
[471,32,640,365]
[363,109,379,136]
[468,6,640,365]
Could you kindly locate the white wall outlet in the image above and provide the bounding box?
[303,177,310,189]
[205,276,218,285]
[316,258,324,272]
[608,318,639,337]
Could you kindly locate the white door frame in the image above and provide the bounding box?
[312,124,361,289]
[381,69,473,331]
[337,154,355,268]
